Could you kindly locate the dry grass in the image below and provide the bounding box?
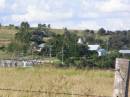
[0,28,17,40]
[0,67,115,97]
[0,28,17,46]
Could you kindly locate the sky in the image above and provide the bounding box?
[0,0,130,30]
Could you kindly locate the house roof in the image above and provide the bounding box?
[38,43,45,48]
[88,45,100,51]
[119,50,130,54]
[77,38,83,44]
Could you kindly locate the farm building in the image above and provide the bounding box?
[88,45,100,51]
[88,45,107,56]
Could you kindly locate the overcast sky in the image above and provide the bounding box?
[0,0,130,30]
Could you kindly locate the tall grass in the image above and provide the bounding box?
[0,67,114,97]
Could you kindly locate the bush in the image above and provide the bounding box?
[0,45,5,51]
[94,52,120,68]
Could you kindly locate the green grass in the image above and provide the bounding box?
[95,34,110,41]
[0,51,13,59]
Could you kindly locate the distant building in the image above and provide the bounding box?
[77,38,84,44]
[119,50,130,57]
[88,45,107,56]
[31,31,48,53]
[88,45,100,51]
[37,43,45,52]
[97,49,107,57]
[119,50,130,54]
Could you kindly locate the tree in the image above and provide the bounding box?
[37,24,50,32]
[83,30,95,44]
[64,27,70,38]
[20,22,30,32]
[109,32,128,50]
[47,32,89,66]
[97,28,106,35]
[15,22,31,43]
[9,24,14,29]
[0,23,1,28]
[48,24,51,29]
[7,22,31,54]
[38,24,42,31]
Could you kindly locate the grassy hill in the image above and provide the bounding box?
[0,27,17,46]
[0,27,84,46]
[0,26,111,48]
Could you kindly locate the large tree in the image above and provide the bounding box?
[109,32,128,50]
[8,22,31,54]
[97,28,106,35]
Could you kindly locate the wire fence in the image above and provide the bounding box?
[0,88,111,97]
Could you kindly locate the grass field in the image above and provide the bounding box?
[0,67,115,97]
[0,28,17,46]
[0,28,17,40]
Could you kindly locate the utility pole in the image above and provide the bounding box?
[49,46,52,58]
[106,38,109,52]
[61,47,64,65]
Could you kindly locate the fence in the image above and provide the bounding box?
[0,58,129,97]
[0,88,110,97]
[0,59,43,67]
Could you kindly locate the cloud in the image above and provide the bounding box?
[0,0,130,30]
[75,20,100,30]
[0,0,5,10]
[105,18,130,30]
[97,0,130,12]
[11,5,73,23]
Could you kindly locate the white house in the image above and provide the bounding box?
[77,38,84,44]
[88,45,100,51]
[88,45,106,56]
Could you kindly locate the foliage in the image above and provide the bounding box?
[7,41,29,54]
[37,24,51,32]
[83,30,96,44]
[97,28,106,35]
[3,22,130,69]
[93,51,120,68]
[109,32,130,50]
[7,22,31,54]
[47,29,89,65]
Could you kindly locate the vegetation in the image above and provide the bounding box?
[0,22,129,68]
[0,67,114,97]
[1,22,130,97]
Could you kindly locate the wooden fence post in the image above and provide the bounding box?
[113,58,130,97]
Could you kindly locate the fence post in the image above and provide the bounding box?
[113,58,130,97]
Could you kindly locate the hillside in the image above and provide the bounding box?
[0,27,17,46]
[0,26,110,47]
[0,27,84,46]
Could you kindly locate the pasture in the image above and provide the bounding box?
[0,67,114,97]
[0,28,17,46]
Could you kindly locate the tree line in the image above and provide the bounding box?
[1,22,129,68]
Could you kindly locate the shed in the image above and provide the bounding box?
[119,50,130,54]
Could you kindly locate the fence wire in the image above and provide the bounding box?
[0,88,111,97]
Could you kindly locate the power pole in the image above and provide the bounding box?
[61,47,64,64]
[49,46,52,58]
[106,38,109,51]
